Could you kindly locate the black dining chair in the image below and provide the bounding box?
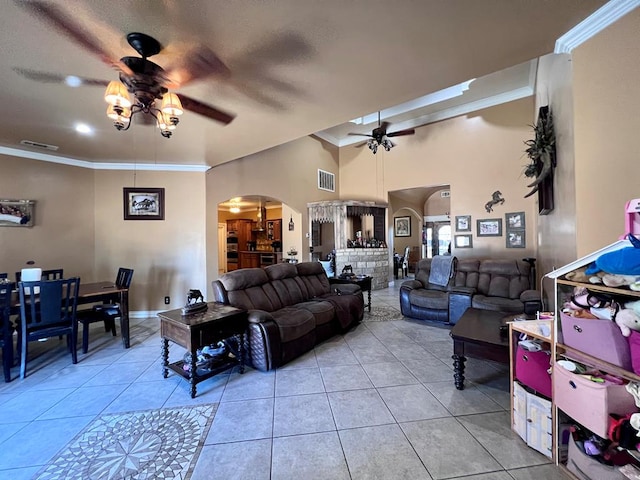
[0,280,15,382]
[17,277,80,379]
[0,273,7,279]
[15,268,63,282]
[77,268,134,354]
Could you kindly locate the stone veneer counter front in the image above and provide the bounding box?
[334,248,389,290]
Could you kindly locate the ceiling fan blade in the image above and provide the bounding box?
[379,121,390,132]
[13,67,108,87]
[387,128,416,138]
[163,45,230,89]
[347,132,374,138]
[177,93,235,125]
[16,1,133,76]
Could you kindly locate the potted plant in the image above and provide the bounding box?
[523,106,556,199]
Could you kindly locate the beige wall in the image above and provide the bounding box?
[535,53,577,291]
[572,9,640,257]
[94,170,207,312]
[0,154,95,281]
[205,135,340,294]
[340,98,538,260]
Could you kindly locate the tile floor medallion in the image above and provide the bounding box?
[34,403,217,480]
[363,305,404,322]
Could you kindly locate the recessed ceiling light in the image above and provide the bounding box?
[65,75,82,87]
[75,123,93,135]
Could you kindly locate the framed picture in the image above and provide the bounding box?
[506,231,526,248]
[454,234,473,249]
[455,215,471,232]
[123,187,165,220]
[476,218,502,237]
[394,216,411,237]
[0,199,35,227]
[506,211,525,230]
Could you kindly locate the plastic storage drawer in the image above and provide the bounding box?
[559,312,632,370]
[514,345,552,397]
[554,366,638,438]
[566,436,626,479]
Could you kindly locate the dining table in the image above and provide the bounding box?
[10,280,131,349]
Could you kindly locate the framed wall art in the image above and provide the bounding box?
[506,231,526,248]
[454,234,473,249]
[505,211,525,230]
[394,216,411,237]
[0,199,35,227]
[455,215,471,232]
[123,187,165,220]
[476,218,502,237]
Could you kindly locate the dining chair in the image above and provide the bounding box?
[77,268,134,354]
[42,269,64,280]
[17,277,80,379]
[0,273,7,279]
[0,281,14,382]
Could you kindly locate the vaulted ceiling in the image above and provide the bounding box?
[0,1,605,168]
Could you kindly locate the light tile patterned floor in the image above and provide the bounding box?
[0,279,570,479]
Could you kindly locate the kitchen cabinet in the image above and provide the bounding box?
[267,219,282,242]
[239,252,260,269]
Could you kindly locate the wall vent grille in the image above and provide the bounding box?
[318,169,335,192]
[20,140,59,151]
[440,190,451,198]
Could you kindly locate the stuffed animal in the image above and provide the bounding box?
[615,308,640,337]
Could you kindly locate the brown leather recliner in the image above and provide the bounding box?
[212,262,364,371]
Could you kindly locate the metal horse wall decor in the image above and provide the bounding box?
[484,191,505,213]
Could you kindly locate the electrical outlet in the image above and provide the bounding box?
[164,296,170,305]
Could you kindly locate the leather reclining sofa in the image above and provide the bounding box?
[400,258,541,324]
[212,262,364,371]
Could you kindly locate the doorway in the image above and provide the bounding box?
[423,222,451,258]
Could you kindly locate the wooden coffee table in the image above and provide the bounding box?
[158,302,248,398]
[449,308,510,390]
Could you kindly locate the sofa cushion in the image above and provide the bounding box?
[477,260,531,299]
[271,307,316,342]
[454,259,481,289]
[218,268,283,312]
[414,258,450,291]
[264,263,309,306]
[409,288,449,310]
[295,300,335,326]
[472,294,524,313]
[296,262,331,297]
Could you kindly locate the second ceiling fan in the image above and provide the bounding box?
[348,112,415,154]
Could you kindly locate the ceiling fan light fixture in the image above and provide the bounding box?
[157,112,176,138]
[161,93,183,117]
[106,105,131,130]
[104,81,132,108]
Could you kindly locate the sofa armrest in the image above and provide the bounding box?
[520,290,542,315]
[400,280,422,291]
[247,309,275,324]
[450,286,476,296]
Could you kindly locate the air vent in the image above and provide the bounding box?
[20,140,59,151]
[318,169,335,192]
[440,190,451,198]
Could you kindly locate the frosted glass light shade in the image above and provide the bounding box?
[160,93,183,116]
[104,81,132,108]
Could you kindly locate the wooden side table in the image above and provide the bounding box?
[158,302,248,398]
[329,275,372,312]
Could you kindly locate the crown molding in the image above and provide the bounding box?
[0,145,210,172]
[554,0,639,53]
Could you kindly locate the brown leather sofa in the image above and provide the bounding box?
[212,261,364,371]
[399,257,541,324]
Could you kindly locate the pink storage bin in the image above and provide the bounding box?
[560,312,632,371]
[554,366,638,438]
[514,345,552,397]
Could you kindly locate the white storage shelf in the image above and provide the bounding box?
[551,275,640,477]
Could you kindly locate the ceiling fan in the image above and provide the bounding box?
[13,1,235,138]
[348,112,415,153]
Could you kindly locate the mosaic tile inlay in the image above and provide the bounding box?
[363,305,404,322]
[35,403,217,480]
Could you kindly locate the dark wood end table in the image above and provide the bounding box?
[329,275,372,312]
[449,308,510,390]
[158,302,248,398]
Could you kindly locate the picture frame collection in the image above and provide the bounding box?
[453,212,526,249]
